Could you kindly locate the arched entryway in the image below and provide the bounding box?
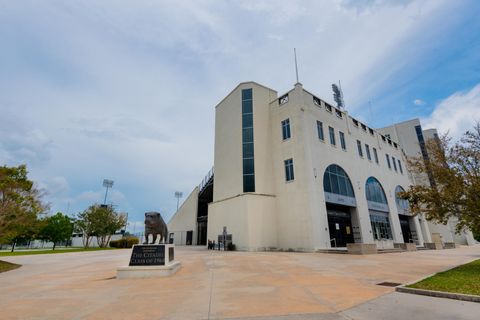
[365,177,393,247]
[323,164,358,247]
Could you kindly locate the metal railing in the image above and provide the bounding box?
[330,238,336,248]
[199,167,214,192]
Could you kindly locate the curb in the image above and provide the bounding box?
[395,286,480,303]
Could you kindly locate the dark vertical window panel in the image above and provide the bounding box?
[373,148,379,164]
[329,126,336,145]
[243,158,255,175]
[242,114,253,128]
[284,158,294,181]
[317,121,324,140]
[242,143,254,158]
[365,144,371,160]
[386,154,391,169]
[357,140,363,157]
[281,118,291,140]
[243,175,255,192]
[242,88,255,192]
[340,131,346,150]
[242,88,252,100]
[398,160,403,174]
[242,128,254,143]
[242,99,253,114]
[392,156,397,172]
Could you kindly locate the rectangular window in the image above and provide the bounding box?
[284,158,294,182]
[373,147,379,164]
[386,154,391,169]
[325,104,332,112]
[339,131,346,150]
[281,119,291,140]
[329,126,336,146]
[398,159,403,174]
[317,121,324,141]
[365,144,371,160]
[392,156,397,172]
[357,140,363,157]
[242,88,255,192]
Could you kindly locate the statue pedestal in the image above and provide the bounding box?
[117,244,181,279]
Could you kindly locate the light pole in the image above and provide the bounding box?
[102,179,114,205]
[174,191,183,211]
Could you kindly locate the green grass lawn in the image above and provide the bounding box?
[408,259,480,296]
[0,247,119,257]
[0,260,21,273]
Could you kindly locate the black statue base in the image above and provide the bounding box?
[129,244,174,266]
[117,244,180,279]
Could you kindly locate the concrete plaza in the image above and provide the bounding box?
[1,246,479,319]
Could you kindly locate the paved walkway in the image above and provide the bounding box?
[1,245,479,319]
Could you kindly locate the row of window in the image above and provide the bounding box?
[280,92,400,152]
[282,118,404,175]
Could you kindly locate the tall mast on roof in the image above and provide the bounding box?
[294,48,300,84]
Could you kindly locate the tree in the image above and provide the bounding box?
[0,165,47,251]
[402,122,480,236]
[39,212,74,250]
[75,205,127,248]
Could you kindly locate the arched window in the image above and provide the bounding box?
[366,177,392,240]
[365,177,387,204]
[323,164,355,198]
[395,186,410,214]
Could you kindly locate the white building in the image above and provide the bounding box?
[379,119,475,246]
[168,81,471,251]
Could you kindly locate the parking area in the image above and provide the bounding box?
[1,245,479,319]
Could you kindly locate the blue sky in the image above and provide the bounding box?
[0,0,479,232]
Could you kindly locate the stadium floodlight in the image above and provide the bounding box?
[332,81,345,110]
[174,191,183,211]
[102,179,114,205]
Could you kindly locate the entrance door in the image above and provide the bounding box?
[186,231,193,245]
[327,209,354,247]
[399,215,412,243]
[197,217,207,245]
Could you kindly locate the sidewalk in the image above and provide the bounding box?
[1,245,479,319]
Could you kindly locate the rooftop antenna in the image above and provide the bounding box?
[332,80,345,110]
[294,48,300,84]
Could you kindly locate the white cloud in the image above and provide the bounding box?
[0,0,462,221]
[413,99,426,106]
[423,83,480,140]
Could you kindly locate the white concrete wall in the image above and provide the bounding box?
[167,187,199,245]
[269,84,414,250]
[207,194,277,251]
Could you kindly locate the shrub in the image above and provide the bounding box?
[109,237,139,248]
[109,240,119,248]
[126,237,139,248]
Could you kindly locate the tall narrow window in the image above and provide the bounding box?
[329,126,336,146]
[339,131,346,150]
[317,121,324,141]
[373,148,379,164]
[398,159,403,174]
[242,88,255,192]
[386,154,391,169]
[284,158,294,182]
[357,140,363,157]
[365,144,371,160]
[281,119,291,140]
[392,156,397,172]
